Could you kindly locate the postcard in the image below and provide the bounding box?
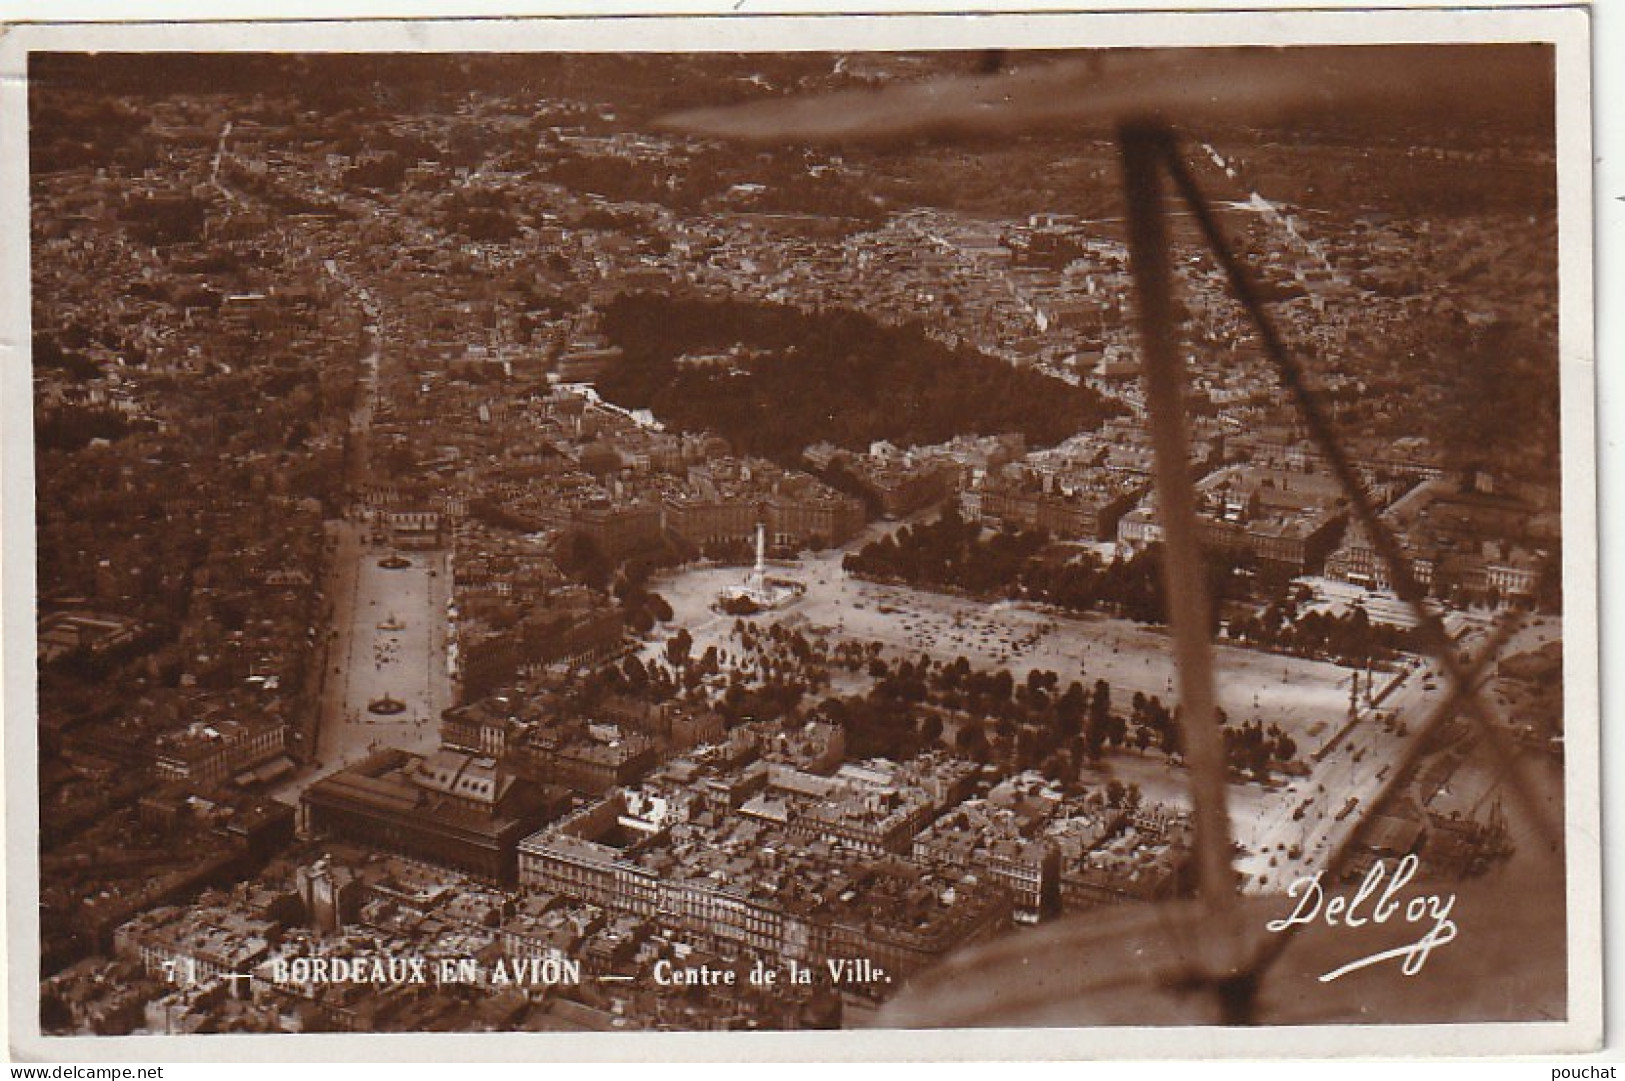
[0,6,1600,1061]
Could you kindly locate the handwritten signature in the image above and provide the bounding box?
[1266,854,1458,983]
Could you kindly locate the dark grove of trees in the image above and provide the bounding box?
[29,95,157,175]
[846,506,1052,597]
[813,652,1302,784]
[596,293,1119,463]
[1224,591,1413,668]
[845,508,1409,670]
[843,506,1257,628]
[34,405,152,452]
[32,335,101,382]
[119,193,210,246]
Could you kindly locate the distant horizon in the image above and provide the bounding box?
[29,43,1554,144]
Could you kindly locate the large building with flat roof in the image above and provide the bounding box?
[300,747,567,883]
[517,788,1009,978]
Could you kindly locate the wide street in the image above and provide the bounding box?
[272,286,452,806]
[272,527,451,804]
[1232,654,1447,892]
[327,538,451,763]
[1233,614,1563,894]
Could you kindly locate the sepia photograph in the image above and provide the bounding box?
[1,8,1600,1061]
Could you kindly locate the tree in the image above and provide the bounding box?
[1106,711,1128,748]
[665,628,693,670]
[627,606,655,636]
[1157,701,1181,757]
[1085,679,1112,760]
[1055,681,1086,739]
[698,645,721,676]
[955,720,991,763]
[939,655,971,691]
[1274,733,1298,762]
[558,532,610,591]
[918,713,944,748]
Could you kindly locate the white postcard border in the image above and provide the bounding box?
[0,6,1601,1062]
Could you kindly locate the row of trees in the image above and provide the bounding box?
[845,658,1302,783]
[1222,718,1301,783]
[1224,589,1410,667]
[577,594,1311,791]
[845,507,1187,625]
[846,508,1049,597]
[611,555,675,637]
